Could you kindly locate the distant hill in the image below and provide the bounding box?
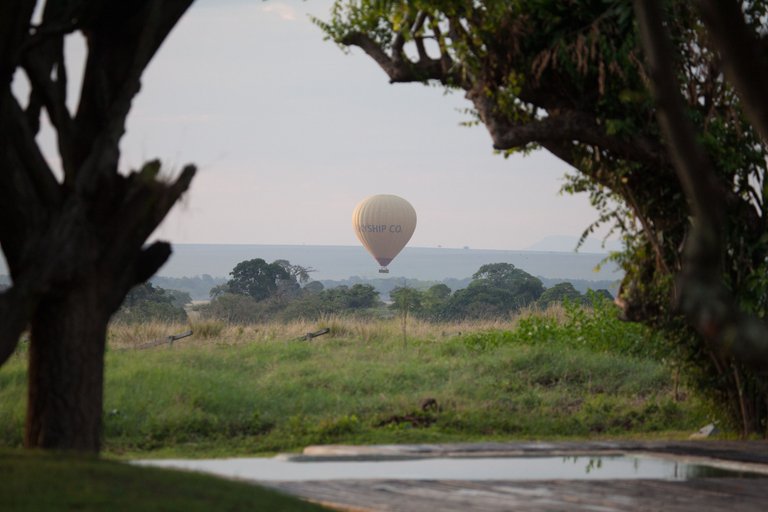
[525,235,622,253]
[1,244,622,299]
[150,244,621,282]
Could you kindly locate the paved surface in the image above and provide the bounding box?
[261,441,768,511]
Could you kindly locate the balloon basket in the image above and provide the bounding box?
[378,267,390,274]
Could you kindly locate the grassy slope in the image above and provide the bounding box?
[0,307,710,458]
[0,449,326,511]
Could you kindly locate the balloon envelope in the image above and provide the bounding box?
[352,194,417,270]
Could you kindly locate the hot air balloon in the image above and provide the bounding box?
[352,194,417,273]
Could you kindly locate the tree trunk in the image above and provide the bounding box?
[25,282,110,452]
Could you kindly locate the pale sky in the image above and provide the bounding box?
[52,0,612,251]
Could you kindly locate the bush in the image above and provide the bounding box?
[113,283,187,324]
[458,294,666,360]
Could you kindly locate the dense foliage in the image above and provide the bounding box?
[198,258,385,322]
[538,283,586,309]
[318,0,768,435]
[113,283,189,324]
[201,259,608,323]
[390,264,610,321]
[151,275,225,301]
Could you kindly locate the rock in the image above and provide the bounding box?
[689,423,719,439]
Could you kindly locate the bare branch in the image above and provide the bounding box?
[429,16,454,72]
[411,11,428,35]
[412,12,429,61]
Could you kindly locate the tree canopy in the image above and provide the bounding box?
[538,282,585,309]
[203,259,580,323]
[319,0,768,434]
[387,263,549,320]
[198,259,382,323]
[113,283,189,324]
[227,259,294,302]
[440,263,542,319]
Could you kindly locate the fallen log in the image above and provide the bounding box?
[298,328,330,341]
[135,329,193,350]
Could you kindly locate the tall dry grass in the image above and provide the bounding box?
[107,305,569,350]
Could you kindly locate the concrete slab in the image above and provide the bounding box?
[264,441,768,511]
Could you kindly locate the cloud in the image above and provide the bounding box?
[261,3,297,21]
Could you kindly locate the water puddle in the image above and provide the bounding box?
[136,454,768,482]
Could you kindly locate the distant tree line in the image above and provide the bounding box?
[318,275,618,301]
[197,258,381,323]
[150,274,225,301]
[189,259,612,323]
[389,263,612,321]
[112,283,191,324]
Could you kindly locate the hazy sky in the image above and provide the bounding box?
[57,0,610,251]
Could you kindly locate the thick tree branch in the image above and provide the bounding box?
[429,17,455,78]
[635,2,724,225]
[635,0,768,372]
[22,0,82,53]
[0,0,36,82]
[540,140,579,168]
[390,14,408,64]
[5,93,61,207]
[0,0,61,359]
[134,242,172,284]
[697,0,768,145]
[0,287,31,367]
[98,241,173,316]
[22,45,76,172]
[411,12,429,61]
[0,1,42,237]
[73,0,194,191]
[0,100,56,271]
[467,84,669,168]
[112,163,196,249]
[341,32,448,83]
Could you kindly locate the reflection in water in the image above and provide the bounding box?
[562,456,603,474]
[561,455,764,480]
[137,455,768,482]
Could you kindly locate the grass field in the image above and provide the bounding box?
[0,449,326,511]
[0,303,712,458]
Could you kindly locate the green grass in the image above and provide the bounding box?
[0,449,326,511]
[104,338,703,456]
[0,304,711,458]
